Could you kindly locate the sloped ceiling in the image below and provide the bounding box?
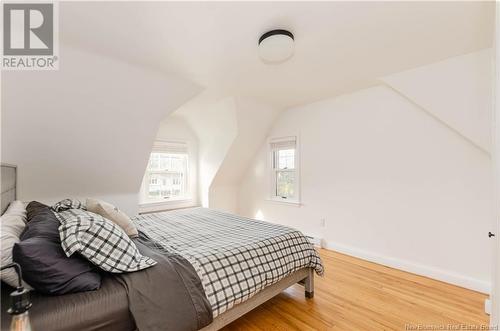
[381,49,492,152]
[59,1,494,109]
[1,46,200,213]
[2,2,493,213]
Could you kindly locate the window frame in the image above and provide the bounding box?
[268,135,301,205]
[140,141,191,205]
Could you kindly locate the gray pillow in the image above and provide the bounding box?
[13,201,101,294]
[58,209,156,273]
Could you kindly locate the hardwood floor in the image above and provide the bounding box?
[222,249,489,331]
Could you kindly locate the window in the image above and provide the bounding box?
[141,141,189,203]
[270,136,299,203]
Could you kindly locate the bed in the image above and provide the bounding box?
[0,164,323,331]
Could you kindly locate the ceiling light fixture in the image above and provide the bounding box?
[258,29,294,64]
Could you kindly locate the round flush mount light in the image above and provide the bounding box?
[258,29,294,64]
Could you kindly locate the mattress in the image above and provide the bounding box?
[1,275,135,331]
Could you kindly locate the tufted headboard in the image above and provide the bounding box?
[1,164,17,214]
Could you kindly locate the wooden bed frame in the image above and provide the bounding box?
[0,164,315,331]
[201,268,314,330]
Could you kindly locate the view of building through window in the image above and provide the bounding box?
[273,148,296,199]
[145,152,188,200]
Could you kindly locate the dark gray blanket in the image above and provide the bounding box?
[116,233,213,331]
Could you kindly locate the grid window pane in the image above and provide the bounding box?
[276,171,295,198]
[148,153,185,172]
[145,152,187,200]
[277,149,294,169]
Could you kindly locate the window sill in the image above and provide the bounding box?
[265,198,302,207]
[139,198,196,213]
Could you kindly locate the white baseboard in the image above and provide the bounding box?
[485,298,491,315]
[323,240,491,294]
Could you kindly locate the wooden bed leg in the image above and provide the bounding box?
[305,268,314,299]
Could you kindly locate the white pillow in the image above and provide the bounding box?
[2,201,27,220]
[1,201,32,288]
[86,198,138,238]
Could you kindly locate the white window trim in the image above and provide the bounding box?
[138,198,197,213]
[267,135,301,206]
[140,140,193,209]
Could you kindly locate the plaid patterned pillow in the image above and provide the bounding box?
[51,198,86,212]
[58,209,156,273]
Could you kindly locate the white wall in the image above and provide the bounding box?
[176,94,281,213]
[209,185,239,213]
[238,85,494,293]
[138,115,199,212]
[176,94,238,207]
[1,45,200,215]
[209,97,281,212]
[491,4,500,323]
[382,49,492,152]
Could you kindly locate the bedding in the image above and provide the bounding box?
[115,233,213,331]
[133,207,324,317]
[0,201,32,289]
[2,232,213,331]
[26,200,48,223]
[13,201,102,295]
[57,208,156,273]
[1,276,134,331]
[51,198,86,212]
[86,198,138,237]
[22,201,64,240]
[2,206,323,331]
